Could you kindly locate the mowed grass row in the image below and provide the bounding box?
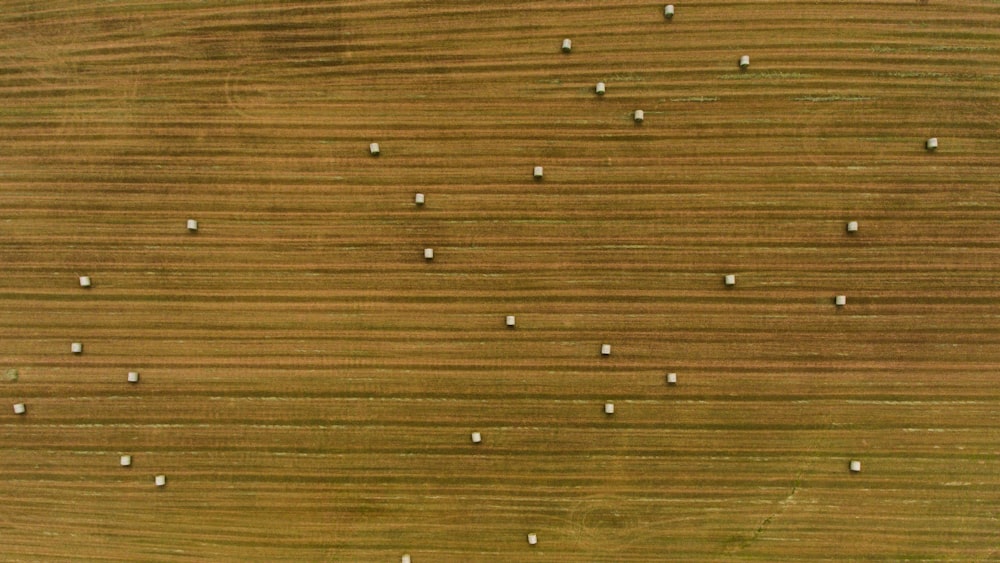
[3,396,998,433]
[1,0,999,560]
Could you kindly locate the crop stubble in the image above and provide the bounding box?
[1,1,999,561]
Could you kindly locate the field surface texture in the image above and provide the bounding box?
[1,1,999,561]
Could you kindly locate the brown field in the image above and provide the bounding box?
[1,1,999,561]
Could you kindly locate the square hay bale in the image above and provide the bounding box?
[187,219,198,232]
[667,372,677,385]
[120,455,132,467]
[506,315,516,328]
[740,55,750,69]
[601,344,611,356]
[369,142,380,156]
[79,276,91,288]
[527,533,538,545]
[725,274,736,286]
[847,221,858,233]
[424,248,434,260]
[926,137,938,151]
[127,371,140,383]
[604,402,615,415]
[13,403,26,415]
[414,193,425,205]
[664,4,675,18]
[471,431,482,444]
[633,109,644,123]
[595,82,606,95]
[155,475,167,487]
[561,39,572,53]
[533,166,544,179]
[850,460,861,473]
[835,295,847,306]
[71,342,83,354]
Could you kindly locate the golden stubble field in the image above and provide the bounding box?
[1,1,999,561]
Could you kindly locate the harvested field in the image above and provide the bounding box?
[1,1,999,560]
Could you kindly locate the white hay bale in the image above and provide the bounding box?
[471,431,482,444]
[155,475,166,487]
[740,55,750,68]
[506,315,516,327]
[667,372,677,385]
[401,555,411,563]
[847,221,858,233]
[120,455,132,467]
[725,274,736,286]
[850,460,861,473]
[127,371,140,383]
[595,82,606,95]
[925,137,938,151]
[79,276,91,288]
[664,4,675,18]
[424,248,434,260]
[835,295,847,306]
[527,533,538,545]
[370,142,380,156]
[601,344,611,356]
[414,193,425,205]
[562,39,572,53]
[187,219,198,232]
[533,166,544,179]
[71,342,83,354]
[604,402,615,415]
[634,109,644,123]
[13,403,26,415]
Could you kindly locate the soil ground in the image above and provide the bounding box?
[1,1,998,561]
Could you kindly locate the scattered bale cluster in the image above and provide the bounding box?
[13,5,918,552]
